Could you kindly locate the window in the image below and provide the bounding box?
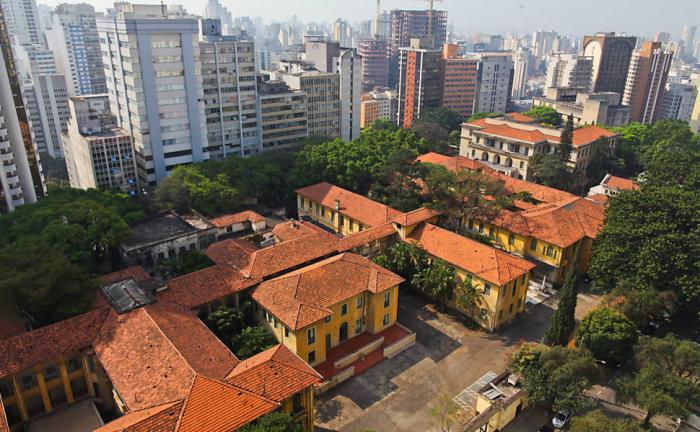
[340,304,348,316]
[382,313,390,326]
[483,283,491,296]
[480,308,488,320]
[498,310,504,320]
[488,227,495,238]
[530,239,537,251]
[383,291,391,307]
[43,364,59,381]
[508,234,515,245]
[66,356,81,373]
[308,351,316,363]
[324,315,332,323]
[292,393,303,413]
[284,327,290,337]
[468,220,474,230]
[512,282,517,296]
[356,295,364,308]
[509,304,514,314]
[546,245,554,257]
[20,373,36,390]
[478,222,484,233]
[273,317,278,328]
[307,327,316,344]
[355,319,362,334]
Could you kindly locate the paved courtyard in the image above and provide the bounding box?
[314,286,600,432]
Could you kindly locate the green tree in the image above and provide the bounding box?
[369,148,430,211]
[422,165,507,233]
[585,137,623,186]
[418,107,464,132]
[154,165,241,216]
[525,153,571,191]
[374,241,427,283]
[524,106,563,126]
[238,412,301,432]
[589,186,700,310]
[205,306,246,347]
[163,250,213,278]
[467,112,502,122]
[448,130,461,149]
[569,410,645,432]
[612,281,665,329]
[509,343,599,412]
[0,246,97,326]
[454,278,483,314]
[544,271,579,346]
[558,114,574,162]
[575,307,638,365]
[411,121,449,152]
[412,258,456,310]
[232,326,275,359]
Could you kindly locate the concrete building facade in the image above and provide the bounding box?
[660,82,697,122]
[545,53,593,90]
[46,3,107,96]
[533,88,630,127]
[258,78,308,151]
[583,33,637,95]
[440,44,478,119]
[62,94,137,193]
[474,53,514,114]
[98,3,209,186]
[397,39,442,128]
[359,38,388,92]
[623,41,673,124]
[360,89,394,128]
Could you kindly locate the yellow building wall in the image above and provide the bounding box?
[263,286,399,366]
[476,392,528,432]
[280,387,315,432]
[296,195,365,236]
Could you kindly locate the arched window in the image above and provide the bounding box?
[481,152,489,161]
[508,234,515,245]
[493,154,501,165]
[505,158,513,167]
[546,245,554,257]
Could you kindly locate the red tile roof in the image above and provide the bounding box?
[405,224,535,286]
[466,119,618,148]
[93,401,184,432]
[100,266,151,285]
[505,112,535,123]
[391,207,440,227]
[209,211,266,229]
[253,253,404,330]
[571,126,618,147]
[605,175,639,191]
[176,375,278,432]
[159,265,261,309]
[226,345,322,402]
[492,197,606,248]
[296,182,403,227]
[271,220,321,242]
[417,152,491,173]
[338,222,397,252]
[0,308,110,378]
[93,302,239,411]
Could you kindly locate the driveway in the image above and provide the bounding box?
[315,289,590,432]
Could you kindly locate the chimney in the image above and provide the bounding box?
[335,199,341,211]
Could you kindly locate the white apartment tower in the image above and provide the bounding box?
[46,3,107,96]
[0,0,43,46]
[475,53,514,114]
[511,50,529,100]
[98,3,208,186]
[660,82,697,122]
[545,53,593,90]
[199,18,260,158]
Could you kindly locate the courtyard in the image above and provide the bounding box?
[314,285,600,432]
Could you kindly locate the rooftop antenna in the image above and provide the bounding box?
[160,0,166,17]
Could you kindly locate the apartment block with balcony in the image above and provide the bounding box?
[258,78,308,151]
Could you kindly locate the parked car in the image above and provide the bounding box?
[552,409,572,429]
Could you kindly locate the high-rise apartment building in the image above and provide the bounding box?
[623,41,673,124]
[680,24,697,61]
[654,32,671,44]
[98,3,208,186]
[199,19,260,158]
[204,0,233,35]
[440,44,478,119]
[360,89,394,128]
[511,50,529,100]
[331,19,351,48]
[583,33,637,95]
[474,53,514,114]
[359,38,388,92]
[545,53,593,91]
[532,30,558,59]
[660,82,697,122]
[0,0,43,46]
[46,3,106,96]
[304,41,361,141]
[0,6,43,211]
[22,74,69,158]
[62,94,136,193]
[397,39,442,128]
[257,78,308,151]
[388,9,447,88]
[272,61,340,139]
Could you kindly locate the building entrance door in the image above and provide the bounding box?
[339,322,349,343]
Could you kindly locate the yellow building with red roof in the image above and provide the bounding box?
[459,115,619,180]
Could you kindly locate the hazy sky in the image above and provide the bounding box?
[44,0,700,39]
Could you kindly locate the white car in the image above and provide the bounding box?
[552,409,572,429]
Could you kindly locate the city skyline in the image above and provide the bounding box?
[37,0,700,38]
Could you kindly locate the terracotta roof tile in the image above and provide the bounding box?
[158,265,260,309]
[605,175,639,191]
[94,401,183,432]
[100,266,151,285]
[205,239,258,270]
[252,253,403,330]
[271,220,320,242]
[226,345,322,402]
[175,375,278,432]
[209,211,266,229]
[338,222,397,251]
[417,152,491,173]
[505,112,535,123]
[0,308,110,378]
[0,398,8,432]
[93,302,238,411]
[296,182,403,227]
[571,126,618,147]
[406,224,535,286]
[391,207,440,227]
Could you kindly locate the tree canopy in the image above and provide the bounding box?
[575,307,638,365]
[569,410,645,432]
[417,107,464,132]
[524,106,563,126]
[238,412,301,432]
[544,271,579,346]
[468,112,502,122]
[509,343,599,412]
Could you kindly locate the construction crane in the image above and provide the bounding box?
[406,0,444,48]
